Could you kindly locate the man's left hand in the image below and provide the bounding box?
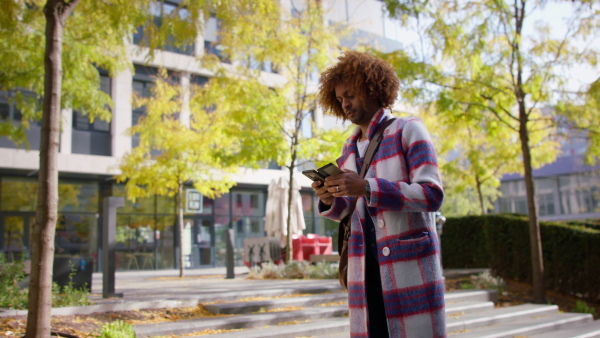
[324,169,368,197]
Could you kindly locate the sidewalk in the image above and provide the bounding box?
[88,267,487,305]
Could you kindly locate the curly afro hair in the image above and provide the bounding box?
[318,50,399,120]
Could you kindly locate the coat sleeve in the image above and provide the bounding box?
[365,119,444,212]
[318,196,354,221]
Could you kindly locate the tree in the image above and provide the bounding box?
[0,0,279,334]
[117,68,286,277]
[261,1,350,261]
[382,0,600,303]
[197,0,351,262]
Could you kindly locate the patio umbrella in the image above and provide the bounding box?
[265,176,305,247]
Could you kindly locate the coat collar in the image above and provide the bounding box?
[348,108,394,143]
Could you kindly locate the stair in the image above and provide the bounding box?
[132,287,600,338]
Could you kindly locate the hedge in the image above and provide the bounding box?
[441,214,600,301]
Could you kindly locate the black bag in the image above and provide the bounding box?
[338,118,396,290]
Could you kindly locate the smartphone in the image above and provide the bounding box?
[318,163,344,177]
[302,169,326,182]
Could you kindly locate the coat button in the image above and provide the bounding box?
[377,219,385,228]
[382,247,390,256]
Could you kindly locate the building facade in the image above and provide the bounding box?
[0,0,405,270]
[494,142,600,221]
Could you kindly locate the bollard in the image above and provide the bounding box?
[103,196,124,298]
[225,229,235,279]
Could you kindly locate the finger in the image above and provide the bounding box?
[342,169,357,174]
[311,181,323,189]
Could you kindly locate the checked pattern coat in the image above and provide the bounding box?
[319,109,446,337]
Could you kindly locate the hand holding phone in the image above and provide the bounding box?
[302,163,344,183]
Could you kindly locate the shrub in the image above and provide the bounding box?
[573,300,598,317]
[470,271,506,294]
[0,255,28,309]
[100,320,135,338]
[0,255,91,309]
[247,261,337,280]
[441,214,600,302]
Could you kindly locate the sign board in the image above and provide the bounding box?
[185,189,203,214]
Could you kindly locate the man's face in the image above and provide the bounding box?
[334,81,378,127]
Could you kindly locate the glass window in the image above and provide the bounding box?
[72,74,112,132]
[55,213,97,257]
[204,15,229,63]
[58,180,99,213]
[1,177,38,212]
[133,1,194,56]
[232,191,265,217]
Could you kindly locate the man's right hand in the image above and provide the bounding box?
[312,180,334,205]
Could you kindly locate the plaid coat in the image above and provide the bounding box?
[320,109,446,337]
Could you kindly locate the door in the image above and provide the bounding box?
[0,213,33,261]
[183,217,214,268]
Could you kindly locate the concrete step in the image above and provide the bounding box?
[195,317,350,338]
[135,289,497,337]
[204,292,348,315]
[449,312,593,337]
[446,300,495,316]
[193,284,344,303]
[204,289,496,316]
[528,319,600,338]
[133,305,348,338]
[193,298,496,338]
[444,289,498,305]
[447,303,560,331]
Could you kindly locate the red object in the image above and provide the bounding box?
[300,234,319,260]
[317,236,333,255]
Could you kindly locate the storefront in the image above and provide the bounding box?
[0,173,325,271]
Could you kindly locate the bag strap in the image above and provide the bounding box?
[359,118,396,179]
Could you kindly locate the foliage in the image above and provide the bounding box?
[470,271,506,294]
[441,214,600,301]
[0,255,90,309]
[248,261,337,280]
[382,0,600,303]
[379,0,600,215]
[574,300,598,317]
[0,256,28,309]
[51,262,91,308]
[99,320,136,338]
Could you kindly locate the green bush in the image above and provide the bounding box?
[573,300,598,317]
[0,255,91,309]
[248,261,337,280]
[441,214,600,302]
[100,320,135,338]
[0,255,28,309]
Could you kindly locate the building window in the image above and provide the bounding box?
[133,1,195,56]
[538,193,555,216]
[204,14,230,63]
[0,90,41,150]
[72,72,112,156]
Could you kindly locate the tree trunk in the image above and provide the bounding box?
[518,105,546,303]
[177,181,185,278]
[513,0,545,304]
[475,174,487,215]
[26,1,80,336]
[286,148,297,263]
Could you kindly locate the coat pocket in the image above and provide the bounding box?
[381,231,435,262]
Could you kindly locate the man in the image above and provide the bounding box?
[313,50,446,337]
